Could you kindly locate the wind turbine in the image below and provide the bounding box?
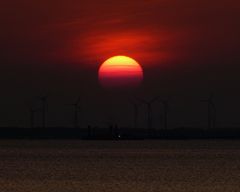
[159,99,170,130]
[29,107,37,128]
[201,95,216,129]
[39,95,49,128]
[137,96,160,134]
[130,99,141,129]
[71,97,81,128]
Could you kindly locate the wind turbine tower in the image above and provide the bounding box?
[160,99,169,130]
[130,100,141,129]
[72,97,81,128]
[30,108,37,128]
[201,95,216,129]
[138,97,159,135]
[40,95,48,128]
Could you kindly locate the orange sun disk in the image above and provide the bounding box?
[99,56,143,88]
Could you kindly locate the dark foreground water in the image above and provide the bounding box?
[0,140,240,192]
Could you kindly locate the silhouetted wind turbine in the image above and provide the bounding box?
[130,99,141,129]
[201,95,216,129]
[39,95,48,128]
[137,96,160,134]
[71,97,81,128]
[29,107,38,128]
[159,99,170,130]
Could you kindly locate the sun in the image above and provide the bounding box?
[98,56,143,88]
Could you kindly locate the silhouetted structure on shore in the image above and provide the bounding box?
[158,98,170,130]
[30,108,37,128]
[20,93,234,138]
[130,100,140,129]
[71,97,81,128]
[39,95,48,128]
[201,95,216,129]
[137,97,159,135]
[162,99,169,130]
[0,127,240,140]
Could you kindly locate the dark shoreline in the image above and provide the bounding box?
[0,127,240,140]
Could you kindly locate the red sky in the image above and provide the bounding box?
[0,0,240,127]
[1,0,239,68]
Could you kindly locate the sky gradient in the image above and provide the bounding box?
[0,0,240,127]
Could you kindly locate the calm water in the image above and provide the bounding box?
[0,140,240,192]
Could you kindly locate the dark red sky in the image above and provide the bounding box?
[1,0,239,66]
[0,0,240,127]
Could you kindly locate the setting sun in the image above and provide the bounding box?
[98,56,143,88]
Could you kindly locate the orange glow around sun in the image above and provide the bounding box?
[99,56,143,88]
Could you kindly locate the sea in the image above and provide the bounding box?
[0,140,240,192]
